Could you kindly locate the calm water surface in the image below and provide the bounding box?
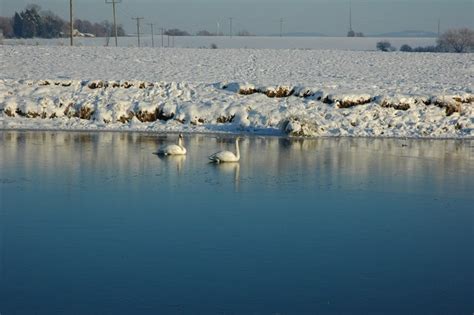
[0,131,473,315]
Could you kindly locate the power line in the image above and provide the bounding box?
[132,17,144,47]
[105,0,121,47]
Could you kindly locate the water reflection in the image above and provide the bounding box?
[211,162,240,192]
[0,131,472,198]
[1,131,473,314]
[155,154,186,175]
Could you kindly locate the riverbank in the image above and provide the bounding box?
[1,46,472,138]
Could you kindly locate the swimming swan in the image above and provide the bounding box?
[209,137,240,163]
[157,133,187,155]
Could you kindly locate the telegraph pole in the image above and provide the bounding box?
[349,1,353,33]
[132,17,144,47]
[105,0,121,47]
[148,23,155,47]
[437,18,441,37]
[161,28,164,47]
[69,0,73,46]
[280,18,283,37]
[229,17,233,38]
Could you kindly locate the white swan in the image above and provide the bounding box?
[157,133,187,155]
[209,137,240,163]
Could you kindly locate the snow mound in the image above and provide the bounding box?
[1,79,472,138]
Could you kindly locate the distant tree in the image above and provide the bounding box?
[347,30,355,37]
[210,43,218,49]
[355,32,364,37]
[21,8,42,38]
[25,4,41,12]
[0,16,14,38]
[11,5,60,38]
[237,30,253,36]
[100,20,113,37]
[83,20,125,38]
[437,28,474,53]
[116,24,125,36]
[164,28,190,36]
[376,41,395,52]
[12,12,23,37]
[74,19,94,34]
[400,44,413,52]
[9,5,126,39]
[411,45,440,53]
[196,30,214,36]
[38,11,65,38]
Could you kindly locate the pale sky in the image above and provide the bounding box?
[1,0,473,36]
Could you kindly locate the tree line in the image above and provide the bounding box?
[376,28,474,53]
[0,4,125,39]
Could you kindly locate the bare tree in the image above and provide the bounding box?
[437,28,474,53]
[0,16,14,38]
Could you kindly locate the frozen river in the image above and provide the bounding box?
[0,131,472,314]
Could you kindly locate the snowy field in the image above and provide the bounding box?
[0,44,472,138]
[3,36,437,50]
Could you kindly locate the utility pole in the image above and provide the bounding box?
[280,18,283,37]
[148,23,155,47]
[69,0,73,46]
[229,17,233,38]
[349,1,353,32]
[437,18,441,37]
[161,28,164,47]
[132,17,144,47]
[105,0,121,47]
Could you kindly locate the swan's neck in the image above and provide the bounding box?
[235,138,240,159]
[178,137,183,148]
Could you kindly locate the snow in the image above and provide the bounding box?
[0,45,472,138]
[3,36,438,51]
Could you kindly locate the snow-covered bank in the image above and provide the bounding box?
[1,79,472,137]
[0,46,472,137]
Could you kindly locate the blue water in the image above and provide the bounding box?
[0,131,473,314]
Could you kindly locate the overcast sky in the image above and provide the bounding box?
[1,0,473,36]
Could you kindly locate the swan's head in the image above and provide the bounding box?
[179,133,184,139]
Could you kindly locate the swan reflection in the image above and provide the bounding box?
[213,162,240,191]
[156,154,186,174]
